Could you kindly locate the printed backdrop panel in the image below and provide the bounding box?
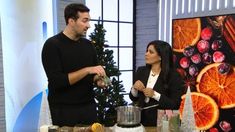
[172,14,235,131]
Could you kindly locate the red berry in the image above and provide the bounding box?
[183,46,195,57]
[218,63,231,75]
[189,64,198,76]
[197,40,210,53]
[213,51,225,62]
[211,40,222,51]
[179,57,190,69]
[219,121,232,132]
[190,53,201,64]
[201,26,213,40]
[176,68,187,78]
[173,54,177,63]
[202,53,212,64]
[209,128,219,132]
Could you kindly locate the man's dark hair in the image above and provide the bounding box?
[64,3,90,25]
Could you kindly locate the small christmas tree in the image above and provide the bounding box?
[180,86,198,132]
[89,20,127,126]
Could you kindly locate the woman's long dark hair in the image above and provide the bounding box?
[146,40,173,85]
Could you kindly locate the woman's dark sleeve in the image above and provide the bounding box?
[41,39,70,90]
[129,67,141,102]
[158,70,184,109]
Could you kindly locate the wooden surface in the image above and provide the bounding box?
[59,126,157,132]
[104,126,156,132]
[145,127,157,132]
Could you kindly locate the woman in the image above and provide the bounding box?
[129,40,184,126]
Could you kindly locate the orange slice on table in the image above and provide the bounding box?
[196,63,235,109]
[179,92,219,130]
[173,18,201,52]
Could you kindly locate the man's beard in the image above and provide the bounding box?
[75,32,85,38]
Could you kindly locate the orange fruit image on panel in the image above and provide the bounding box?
[196,63,235,109]
[173,18,201,52]
[179,92,219,130]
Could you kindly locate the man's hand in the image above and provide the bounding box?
[89,65,106,76]
[69,65,106,85]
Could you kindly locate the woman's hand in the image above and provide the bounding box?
[143,88,154,97]
[133,80,145,92]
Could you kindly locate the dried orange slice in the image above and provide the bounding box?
[179,92,219,130]
[196,63,235,109]
[173,18,201,52]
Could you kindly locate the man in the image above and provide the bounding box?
[41,3,106,126]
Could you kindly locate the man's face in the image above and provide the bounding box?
[71,12,90,37]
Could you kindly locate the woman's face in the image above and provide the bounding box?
[145,45,161,65]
